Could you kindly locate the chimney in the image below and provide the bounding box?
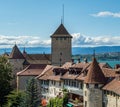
[78,58,80,63]
[115,70,120,81]
[71,58,74,64]
[84,58,88,63]
[23,47,27,58]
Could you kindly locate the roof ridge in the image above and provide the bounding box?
[17,65,30,75]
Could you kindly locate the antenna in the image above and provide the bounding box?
[62,4,64,24]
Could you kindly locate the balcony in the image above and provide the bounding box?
[64,85,83,96]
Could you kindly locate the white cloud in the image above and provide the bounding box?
[0,34,120,48]
[91,11,120,18]
[71,33,120,47]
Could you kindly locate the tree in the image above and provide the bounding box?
[25,78,39,107]
[6,90,26,107]
[0,56,12,107]
[62,89,69,107]
[47,97,63,107]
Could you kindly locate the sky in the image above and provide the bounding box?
[0,0,120,48]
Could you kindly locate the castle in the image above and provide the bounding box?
[7,23,120,107]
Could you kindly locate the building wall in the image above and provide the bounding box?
[83,84,103,107]
[9,59,24,75]
[51,37,71,66]
[48,80,63,99]
[17,75,35,90]
[103,91,120,107]
[9,59,25,87]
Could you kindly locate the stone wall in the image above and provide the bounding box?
[51,37,71,66]
[83,84,103,107]
[17,75,35,90]
[103,92,120,107]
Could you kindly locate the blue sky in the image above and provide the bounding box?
[0,0,120,48]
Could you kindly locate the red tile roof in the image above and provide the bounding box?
[103,77,120,95]
[84,57,106,84]
[25,54,51,64]
[102,68,116,77]
[17,64,46,76]
[9,44,25,59]
[37,65,58,80]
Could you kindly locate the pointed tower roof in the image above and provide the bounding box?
[51,24,72,38]
[84,57,106,84]
[9,44,25,59]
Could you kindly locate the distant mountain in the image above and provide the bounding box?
[0,46,120,55]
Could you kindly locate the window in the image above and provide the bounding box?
[80,83,83,89]
[54,81,56,85]
[94,84,98,88]
[85,91,87,96]
[104,90,106,94]
[85,101,87,107]
[107,91,109,95]
[69,80,71,86]
[103,102,105,107]
[59,81,61,86]
[60,38,62,40]
[64,38,66,40]
[66,80,68,85]
[86,84,89,88]
[51,80,53,85]
[41,80,43,84]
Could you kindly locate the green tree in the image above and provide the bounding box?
[47,97,63,107]
[62,89,69,107]
[0,56,12,107]
[25,78,39,107]
[6,90,26,107]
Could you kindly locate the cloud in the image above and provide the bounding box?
[0,34,120,48]
[71,33,120,47]
[91,11,120,18]
[0,35,51,48]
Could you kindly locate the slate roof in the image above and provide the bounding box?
[84,57,106,84]
[17,64,46,76]
[51,24,72,38]
[9,44,25,59]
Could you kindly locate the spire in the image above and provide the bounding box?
[84,57,106,84]
[23,47,27,57]
[9,44,25,59]
[62,4,64,24]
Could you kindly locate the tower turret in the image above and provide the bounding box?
[51,23,72,66]
[83,57,106,107]
[9,44,25,87]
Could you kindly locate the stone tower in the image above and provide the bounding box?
[83,57,106,107]
[51,23,72,66]
[9,44,25,86]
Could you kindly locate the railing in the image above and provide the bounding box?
[64,85,83,96]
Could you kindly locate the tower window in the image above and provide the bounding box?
[64,38,66,40]
[86,84,89,88]
[94,84,98,88]
[85,101,87,107]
